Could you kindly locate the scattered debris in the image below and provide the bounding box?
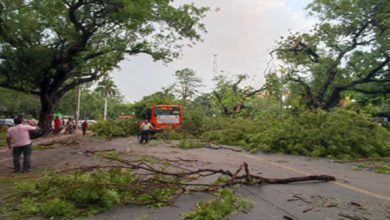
[350,201,362,207]
[338,213,369,220]
[38,138,79,146]
[205,142,243,152]
[84,149,116,154]
[291,194,311,204]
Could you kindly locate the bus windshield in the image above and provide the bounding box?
[155,106,181,116]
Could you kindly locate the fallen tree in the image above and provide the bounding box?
[0,153,335,219]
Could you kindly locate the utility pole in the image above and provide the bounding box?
[103,96,108,120]
[75,86,81,132]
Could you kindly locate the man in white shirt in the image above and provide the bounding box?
[6,116,38,173]
[139,119,154,144]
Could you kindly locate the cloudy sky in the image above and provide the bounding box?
[111,0,315,102]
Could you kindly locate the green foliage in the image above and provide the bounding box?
[177,138,204,150]
[0,131,6,147]
[0,0,207,128]
[353,162,390,175]
[202,109,390,159]
[180,188,252,220]
[0,88,40,118]
[90,119,140,137]
[276,0,390,110]
[374,164,390,175]
[212,74,260,116]
[57,87,131,120]
[174,68,203,101]
[7,169,179,218]
[156,127,186,140]
[180,106,208,137]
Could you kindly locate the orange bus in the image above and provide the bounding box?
[150,105,183,129]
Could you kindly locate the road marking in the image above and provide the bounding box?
[242,153,390,202]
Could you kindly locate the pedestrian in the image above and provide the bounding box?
[81,120,88,136]
[65,118,75,134]
[54,116,61,134]
[6,116,38,173]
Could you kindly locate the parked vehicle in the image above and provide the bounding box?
[0,118,15,127]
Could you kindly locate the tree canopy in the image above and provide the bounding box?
[275,0,389,110]
[173,68,203,101]
[0,0,207,128]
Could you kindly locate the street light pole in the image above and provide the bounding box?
[75,86,81,132]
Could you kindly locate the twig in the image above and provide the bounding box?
[291,195,311,204]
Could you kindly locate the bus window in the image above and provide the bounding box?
[155,107,181,116]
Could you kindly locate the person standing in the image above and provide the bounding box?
[54,116,61,134]
[81,120,88,136]
[6,116,38,173]
[65,118,75,134]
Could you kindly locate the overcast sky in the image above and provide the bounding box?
[111,0,315,102]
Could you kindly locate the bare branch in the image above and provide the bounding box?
[57,69,104,97]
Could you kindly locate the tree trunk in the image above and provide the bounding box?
[38,93,56,130]
[325,87,343,110]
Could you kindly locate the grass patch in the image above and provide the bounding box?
[33,145,55,151]
[353,162,390,175]
[177,139,204,150]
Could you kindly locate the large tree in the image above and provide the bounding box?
[0,0,207,129]
[212,74,264,116]
[173,68,203,101]
[275,0,389,110]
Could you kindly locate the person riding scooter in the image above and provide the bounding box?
[139,119,154,144]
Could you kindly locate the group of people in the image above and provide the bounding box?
[53,117,89,135]
[6,117,153,173]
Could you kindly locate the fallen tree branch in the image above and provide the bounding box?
[205,142,243,152]
[50,152,336,208]
[58,156,335,190]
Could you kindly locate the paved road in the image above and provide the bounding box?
[1,137,389,220]
[82,139,390,220]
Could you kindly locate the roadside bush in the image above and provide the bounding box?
[201,109,390,159]
[90,119,140,137]
[201,118,257,146]
[181,107,207,137]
